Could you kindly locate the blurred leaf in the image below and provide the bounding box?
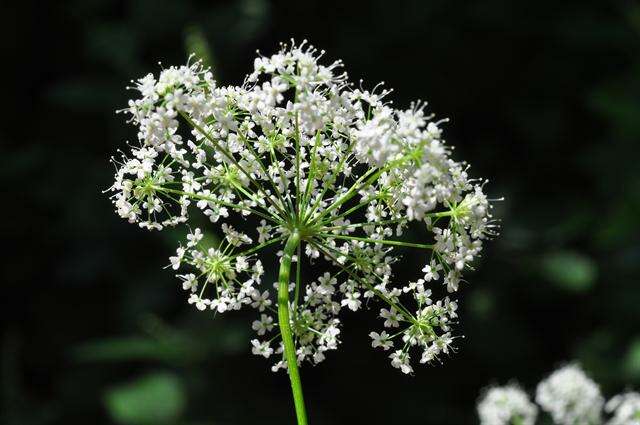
[546,209,593,243]
[541,251,597,292]
[228,0,270,44]
[235,0,270,42]
[73,336,191,364]
[594,200,640,248]
[73,315,249,365]
[184,26,214,70]
[104,372,185,425]
[623,339,640,380]
[574,330,616,384]
[588,81,640,139]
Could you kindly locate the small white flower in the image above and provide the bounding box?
[210,298,228,313]
[252,314,274,335]
[236,256,249,272]
[444,270,461,293]
[187,228,203,247]
[369,331,393,350]
[188,294,210,311]
[389,350,413,374]
[251,339,274,358]
[222,223,252,246]
[169,247,186,270]
[380,308,401,328]
[422,260,442,282]
[178,273,197,291]
[251,290,272,312]
[256,219,272,243]
[341,291,361,311]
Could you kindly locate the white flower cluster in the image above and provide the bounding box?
[108,40,498,373]
[478,384,538,425]
[536,364,604,425]
[172,226,264,313]
[479,363,640,425]
[606,392,640,425]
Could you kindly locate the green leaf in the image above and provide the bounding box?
[103,372,186,425]
[72,336,190,364]
[623,339,640,379]
[541,251,597,292]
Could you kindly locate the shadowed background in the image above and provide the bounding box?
[3,0,640,424]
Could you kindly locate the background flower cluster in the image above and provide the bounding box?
[478,363,640,425]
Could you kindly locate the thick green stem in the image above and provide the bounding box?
[278,231,308,425]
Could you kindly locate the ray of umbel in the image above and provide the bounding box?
[107,39,499,424]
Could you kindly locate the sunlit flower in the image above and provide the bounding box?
[108,40,498,373]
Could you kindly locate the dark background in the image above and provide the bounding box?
[3,0,640,424]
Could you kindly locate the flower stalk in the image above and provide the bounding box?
[278,230,308,424]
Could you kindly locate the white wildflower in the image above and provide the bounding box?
[477,384,538,425]
[252,314,275,336]
[606,392,640,425]
[369,331,393,350]
[109,40,498,374]
[535,364,604,425]
[251,339,274,358]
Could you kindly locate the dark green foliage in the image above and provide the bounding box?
[3,0,639,424]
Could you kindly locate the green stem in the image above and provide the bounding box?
[178,111,288,220]
[278,231,308,425]
[320,218,408,231]
[316,233,434,250]
[309,238,416,323]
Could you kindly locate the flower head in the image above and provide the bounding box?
[108,40,498,373]
[606,392,640,425]
[535,364,604,425]
[477,384,538,425]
